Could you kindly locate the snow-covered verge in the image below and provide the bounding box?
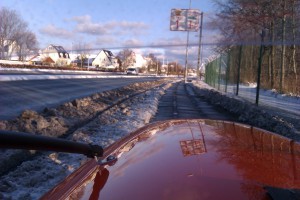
[266,88,300,103]
[192,81,300,141]
[0,78,299,200]
[0,79,174,200]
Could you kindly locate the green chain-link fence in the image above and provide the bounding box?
[204,44,300,110]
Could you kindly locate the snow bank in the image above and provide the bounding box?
[0,79,174,200]
[192,81,300,141]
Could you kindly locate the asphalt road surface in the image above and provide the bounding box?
[0,77,160,120]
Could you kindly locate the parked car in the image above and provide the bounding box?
[126,67,139,75]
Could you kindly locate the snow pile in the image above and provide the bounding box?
[264,88,300,103]
[0,79,174,200]
[0,78,299,199]
[192,81,300,141]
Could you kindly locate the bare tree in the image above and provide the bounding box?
[0,7,38,60]
[279,0,287,92]
[211,0,300,94]
[117,49,135,68]
[147,53,159,72]
[15,31,38,61]
[73,42,88,67]
[288,0,299,89]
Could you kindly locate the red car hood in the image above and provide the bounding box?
[41,119,300,200]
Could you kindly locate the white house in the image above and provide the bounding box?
[41,44,71,66]
[92,49,118,69]
[28,54,42,65]
[0,39,19,60]
[135,54,148,68]
[123,51,148,69]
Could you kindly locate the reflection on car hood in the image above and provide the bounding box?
[41,119,300,200]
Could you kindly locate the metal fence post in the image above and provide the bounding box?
[236,45,243,96]
[256,30,265,105]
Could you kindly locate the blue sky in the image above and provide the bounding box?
[1,0,218,65]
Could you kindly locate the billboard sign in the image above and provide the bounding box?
[170,9,201,32]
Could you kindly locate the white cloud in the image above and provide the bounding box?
[69,15,148,36]
[76,23,108,35]
[145,37,187,63]
[95,36,118,46]
[146,35,215,66]
[150,37,186,48]
[68,15,107,35]
[168,48,187,55]
[105,21,148,31]
[39,24,73,38]
[70,15,91,24]
[123,39,143,47]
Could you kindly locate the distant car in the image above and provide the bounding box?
[126,67,139,75]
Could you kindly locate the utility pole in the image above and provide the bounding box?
[196,12,203,83]
[71,42,73,57]
[156,61,159,76]
[184,0,192,83]
[167,58,169,76]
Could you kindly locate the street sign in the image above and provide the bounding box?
[170,9,201,32]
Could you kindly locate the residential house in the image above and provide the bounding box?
[123,51,147,69]
[92,49,118,69]
[71,57,95,67]
[41,44,71,66]
[134,53,147,68]
[0,39,19,60]
[28,54,43,65]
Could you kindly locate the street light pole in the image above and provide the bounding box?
[184,32,190,82]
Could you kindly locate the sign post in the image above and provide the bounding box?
[170,8,201,82]
[170,9,201,32]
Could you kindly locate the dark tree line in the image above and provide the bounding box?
[210,0,300,94]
